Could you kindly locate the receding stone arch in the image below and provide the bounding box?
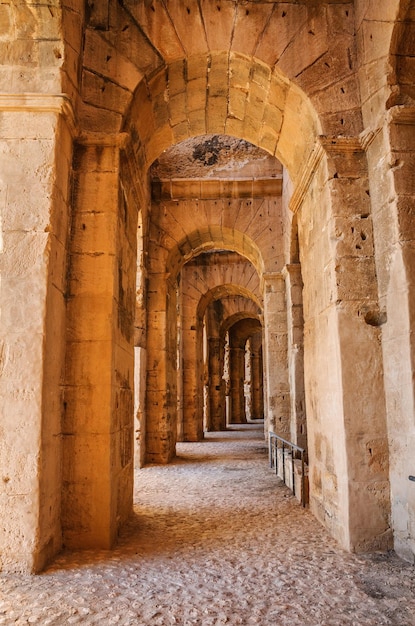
[174,250,263,442]
[3,1,409,575]
[197,284,262,322]
[166,226,266,280]
[204,298,263,430]
[221,310,263,335]
[124,53,321,186]
[223,315,264,425]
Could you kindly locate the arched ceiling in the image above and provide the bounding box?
[220,310,263,338]
[150,134,283,180]
[165,225,265,280]
[59,2,368,183]
[197,284,262,322]
[228,317,263,346]
[125,53,320,179]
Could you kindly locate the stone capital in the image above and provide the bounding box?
[261,272,284,293]
[281,263,302,280]
[0,92,76,135]
[262,271,283,283]
[76,131,129,149]
[386,104,415,125]
[289,141,324,215]
[318,135,363,155]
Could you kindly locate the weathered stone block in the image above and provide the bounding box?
[168,59,186,96]
[187,79,207,112]
[169,91,187,126]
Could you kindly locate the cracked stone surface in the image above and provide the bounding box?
[0,425,414,625]
[150,135,282,180]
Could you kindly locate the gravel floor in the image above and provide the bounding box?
[1,424,414,625]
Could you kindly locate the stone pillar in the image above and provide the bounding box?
[0,96,72,572]
[134,210,148,468]
[145,275,178,461]
[327,138,390,552]
[297,137,391,552]
[205,304,225,432]
[181,318,204,441]
[250,333,264,420]
[366,107,415,561]
[384,108,415,562]
[64,135,135,549]
[222,331,231,427]
[283,263,306,449]
[207,336,226,430]
[176,282,184,443]
[262,273,290,438]
[229,339,246,424]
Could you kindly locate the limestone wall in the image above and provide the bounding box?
[2,0,415,572]
[298,139,391,551]
[0,103,72,571]
[355,0,415,561]
[0,0,73,574]
[63,138,136,549]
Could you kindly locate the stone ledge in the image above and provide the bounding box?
[152,177,282,200]
[0,93,76,136]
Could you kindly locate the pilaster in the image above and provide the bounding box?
[261,272,290,438]
[0,94,74,570]
[228,342,246,424]
[297,135,391,552]
[63,135,135,548]
[145,274,178,462]
[282,263,306,449]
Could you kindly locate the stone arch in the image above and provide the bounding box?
[166,226,266,281]
[163,247,263,445]
[127,43,391,557]
[124,53,320,186]
[221,310,263,335]
[71,3,360,141]
[208,302,263,431]
[225,316,263,424]
[198,285,262,321]
[1,2,404,573]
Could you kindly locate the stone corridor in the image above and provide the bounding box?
[0,425,414,626]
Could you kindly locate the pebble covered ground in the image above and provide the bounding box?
[1,424,415,625]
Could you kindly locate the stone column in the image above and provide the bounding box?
[296,136,391,552]
[134,210,148,468]
[283,263,306,449]
[181,319,204,441]
[262,273,290,439]
[0,96,73,572]
[250,333,264,420]
[64,135,135,549]
[229,339,246,424]
[222,331,231,427]
[205,303,226,432]
[145,275,178,461]
[176,282,184,443]
[207,336,226,431]
[366,107,415,561]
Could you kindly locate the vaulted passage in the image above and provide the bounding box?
[140,134,279,462]
[1,426,414,624]
[1,0,415,578]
